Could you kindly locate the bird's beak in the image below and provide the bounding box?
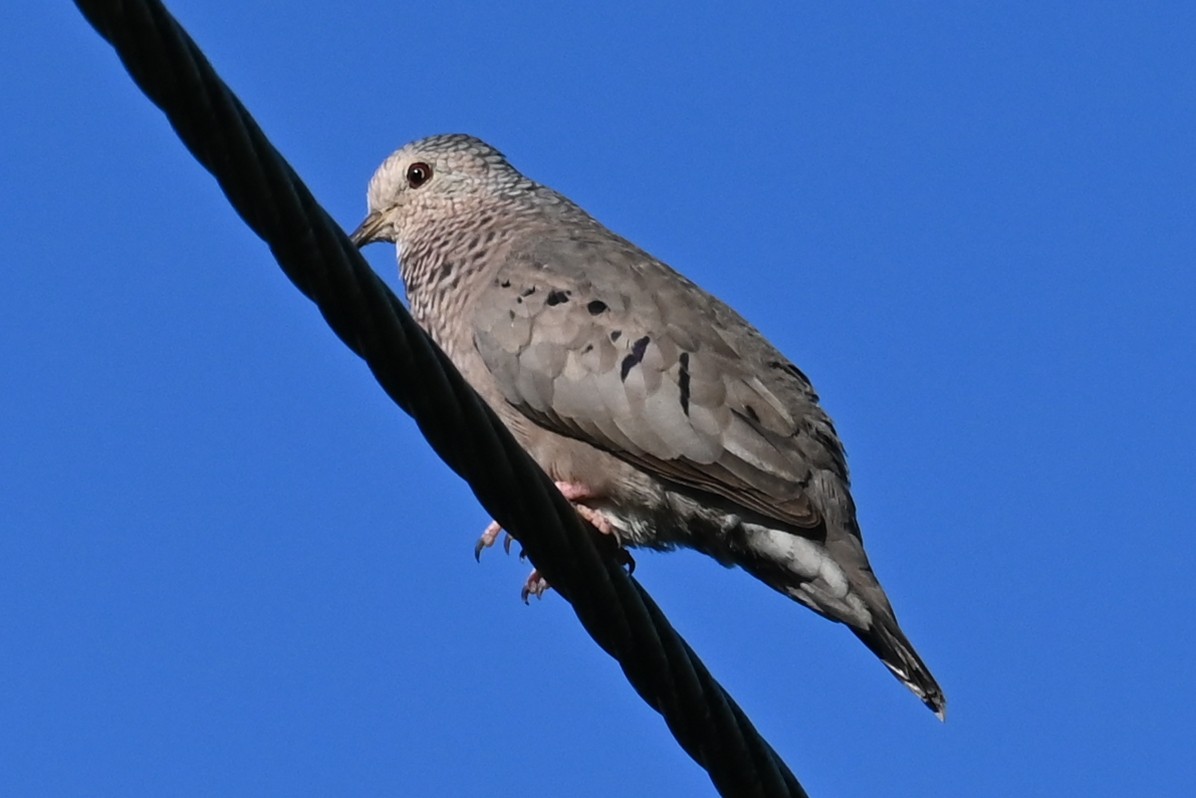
[349,211,387,248]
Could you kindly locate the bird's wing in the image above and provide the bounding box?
[471,232,850,532]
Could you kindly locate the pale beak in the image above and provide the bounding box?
[349,210,387,247]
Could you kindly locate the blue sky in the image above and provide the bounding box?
[3,3,1194,796]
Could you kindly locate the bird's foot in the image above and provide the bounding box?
[516,542,634,602]
[473,520,513,561]
[520,569,550,603]
[474,480,632,597]
[474,480,617,558]
[571,502,618,539]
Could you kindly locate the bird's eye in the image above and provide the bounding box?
[406,162,433,188]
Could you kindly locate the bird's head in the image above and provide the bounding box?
[349,133,528,250]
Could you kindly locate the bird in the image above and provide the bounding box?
[350,133,945,719]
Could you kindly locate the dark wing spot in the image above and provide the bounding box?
[678,352,691,416]
[546,289,569,306]
[619,355,635,381]
[582,343,594,354]
[620,336,651,381]
[609,330,622,342]
[499,279,511,288]
[520,286,537,297]
[587,300,608,315]
[744,405,760,423]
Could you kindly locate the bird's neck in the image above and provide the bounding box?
[396,186,597,344]
[395,204,521,347]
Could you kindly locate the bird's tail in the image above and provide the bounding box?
[733,517,946,718]
[853,613,946,720]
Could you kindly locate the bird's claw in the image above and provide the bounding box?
[474,520,513,562]
[476,480,631,599]
[520,570,549,603]
[517,547,633,603]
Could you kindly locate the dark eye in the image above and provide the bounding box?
[406,162,432,188]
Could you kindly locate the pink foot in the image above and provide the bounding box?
[553,481,621,541]
[474,520,511,561]
[474,481,631,597]
[474,481,616,558]
[518,547,634,602]
[572,503,618,540]
[554,481,593,502]
[520,569,550,603]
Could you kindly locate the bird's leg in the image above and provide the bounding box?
[554,481,619,540]
[475,480,634,597]
[475,480,615,557]
[551,482,634,572]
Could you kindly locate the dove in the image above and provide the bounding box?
[350,134,945,718]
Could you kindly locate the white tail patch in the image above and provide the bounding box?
[746,523,871,626]
[746,524,845,593]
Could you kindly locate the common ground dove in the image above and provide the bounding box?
[351,134,946,718]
